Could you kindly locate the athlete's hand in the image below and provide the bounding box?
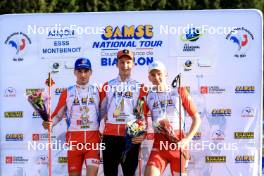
[99,114,107,135]
[42,120,52,130]
[132,134,145,144]
[177,138,191,160]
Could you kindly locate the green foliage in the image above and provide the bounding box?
[0,0,263,14]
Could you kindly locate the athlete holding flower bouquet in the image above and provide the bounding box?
[27,90,49,121]
[121,98,147,163]
[100,49,147,176]
[144,61,201,176]
[42,58,100,176]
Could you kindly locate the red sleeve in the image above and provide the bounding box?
[178,87,197,117]
[51,89,67,119]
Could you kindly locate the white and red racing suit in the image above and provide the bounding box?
[51,84,100,173]
[145,87,197,174]
[99,75,147,176]
[100,75,146,136]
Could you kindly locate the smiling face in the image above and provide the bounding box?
[74,69,92,85]
[117,56,134,79]
[148,69,167,88]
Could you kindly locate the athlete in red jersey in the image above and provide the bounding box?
[144,61,201,176]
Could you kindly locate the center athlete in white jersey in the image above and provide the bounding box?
[100,49,146,176]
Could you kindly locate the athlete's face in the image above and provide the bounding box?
[74,69,92,85]
[148,69,166,86]
[117,56,134,78]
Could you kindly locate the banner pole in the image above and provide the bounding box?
[178,74,182,176]
[172,74,182,176]
[47,72,52,176]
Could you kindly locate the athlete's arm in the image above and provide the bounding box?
[179,87,201,142]
[42,90,67,130]
[99,82,108,121]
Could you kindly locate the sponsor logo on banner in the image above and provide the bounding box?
[41,28,81,57]
[205,156,226,163]
[5,156,13,164]
[180,28,202,52]
[200,86,208,94]
[4,111,23,118]
[200,86,225,94]
[25,88,45,95]
[176,58,209,72]
[4,32,32,61]
[5,156,29,164]
[5,133,24,141]
[58,157,68,163]
[93,25,163,66]
[36,155,48,164]
[235,86,255,94]
[241,107,256,118]
[211,108,231,117]
[192,132,201,140]
[226,27,254,58]
[184,60,193,71]
[32,111,41,118]
[4,87,16,97]
[54,88,67,95]
[234,132,254,139]
[32,133,56,141]
[235,155,254,163]
[211,130,225,140]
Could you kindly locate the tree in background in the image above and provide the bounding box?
[0,0,78,14]
[0,0,263,14]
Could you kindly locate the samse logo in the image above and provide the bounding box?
[102,25,153,40]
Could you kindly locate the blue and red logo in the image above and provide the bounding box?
[226,27,254,58]
[5,32,31,56]
[229,34,248,51]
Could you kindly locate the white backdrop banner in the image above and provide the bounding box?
[0,10,263,176]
